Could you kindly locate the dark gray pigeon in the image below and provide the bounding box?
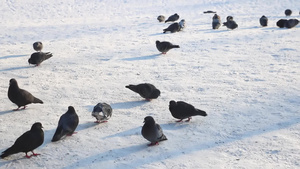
[92,103,112,123]
[212,14,221,29]
[165,13,179,23]
[126,83,160,101]
[169,100,207,122]
[285,9,292,16]
[259,15,268,27]
[203,10,216,14]
[276,19,288,28]
[1,122,44,159]
[284,19,299,28]
[141,116,167,146]
[33,42,43,52]
[163,22,180,33]
[28,52,53,66]
[157,15,165,22]
[223,20,238,30]
[156,40,180,54]
[51,106,79,142]
[8,78,43,111]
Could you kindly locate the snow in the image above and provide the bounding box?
[0,0,300,168]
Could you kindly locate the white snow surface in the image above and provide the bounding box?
[0,0,300,168]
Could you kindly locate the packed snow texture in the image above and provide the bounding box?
[0,0,300,168]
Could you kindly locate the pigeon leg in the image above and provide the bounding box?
[13,107,21,111]
[148,142,159,146]
[185,117,192,122]
[31,151,40,156]
[67,132,78,136]
[146,98,152,101]
[176,119,183,122]
[21,106,27,110]
[25,152,32,158]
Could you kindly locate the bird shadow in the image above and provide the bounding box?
[0,66,33,72]
[0,54,28,60]
[110,100,148,109]
[122,54,160,61]
[0,110,14,115]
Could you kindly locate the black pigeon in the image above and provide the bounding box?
[28,52,53,66]
[156,40,180,54]
[223,16,238,30]
[163,22,180,33]
[285,9,292,16]
[51,106,79,142]
[1,122,44,159]
[126,83,160,101]
[157,15,165,22]
[169,100,207,122]
[212,14,221,29]
[92,103,113,123]
[8,78,43,111]
[33,41,43,52]
[276,19,288,28]
[284,19,299,28]
[141,116,167,146]
[259,15,268,27]
[165,13,179,23]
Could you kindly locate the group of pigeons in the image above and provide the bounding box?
[211,9,299,30]
[1,46,207,158]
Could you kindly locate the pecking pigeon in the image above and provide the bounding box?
[276,19,288,28]
[223,16,238,30]
[155,40,180,54]
[8,78,43,111]
[126,83,160,101]
[51,106,79,142]
[163,22,180,33]
[92,103,112,123]
[169,100,207,122]
[28,52,53,66]
[1,122,44,159]
[141,116,167,146]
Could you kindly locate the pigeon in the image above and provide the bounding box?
[259,15,268,27]
[125,83,160,101]
[157,15,165,22]
[51,106,79,142]
[8,78,43,111]
[33,41,43,52]
[203,10,216,14]
[285,9,292,16]
[163,22,180,33]
[141,116,167,146]
[28,52,53,66]
[223,19,238,30]
[284,19,299,28]
[169,100,207,122]
[178,19,186,31]
[212,14,221,29]
[165,13,179,23]
[155,40,180,54]
[1,122,44,159]
[276,19,288,28]
[92,103,112,123]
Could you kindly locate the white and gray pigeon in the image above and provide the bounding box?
[51,106,79,142]
[178,19,186,31]
[212,14,221,29]
[157,15,165,22]
[33,42,43,52]
[141,116,167,146]
[92,103,112,123]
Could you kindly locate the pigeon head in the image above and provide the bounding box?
[92,103,103,113]
[226,16,233,21]
[31,122,43,130]
[151,89,161,98]
[169,100,177,107]
[67,106,76,113]
[28,58,33,64]
[156,40,160,45]
[9,78,18,87]
[179,19,186,29]
[144,116,155,124]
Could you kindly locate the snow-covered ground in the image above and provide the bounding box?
[0,0,300,168]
